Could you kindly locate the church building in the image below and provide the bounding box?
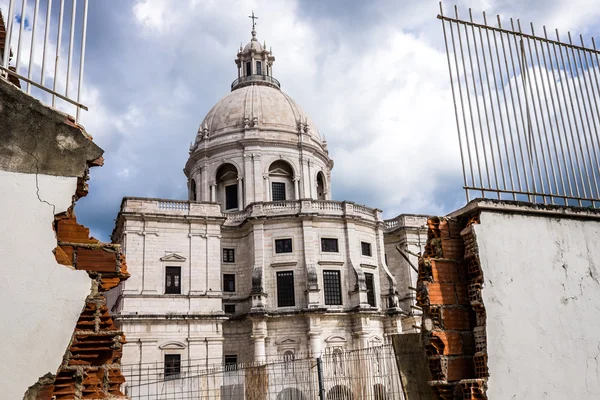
[108,22,427,375]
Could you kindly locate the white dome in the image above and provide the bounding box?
[196,85,321,142]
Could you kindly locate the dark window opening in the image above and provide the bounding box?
[164,354,181,378]
[225,355,238,371]
[275,238,293,254]
[223,274,236,292]
[272,182,286,201]
[190,179,197,201]
[256,61,262,75]
[321,238,339,253]
[277,271,295,307]
[323,270,342,305]
[361,242,372,257]
[165,267,181,294]
[223,248,235,263]
[365,272,376,307]
[385,253,388,264]
[246,61,251,76]
[225,184,238,210]
[224,304,236,314]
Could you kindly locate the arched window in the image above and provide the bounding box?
[190,179,197,201]
[268,160,294,201]
[283,350,295,375]
[216,163,240,211]
[316,172,326,200]
[332,348,344,376]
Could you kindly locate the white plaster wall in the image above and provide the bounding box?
[475,211,600,399]
[0,170,91,399]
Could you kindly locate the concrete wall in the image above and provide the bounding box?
[0,170,91,399]
[475,208,600,399]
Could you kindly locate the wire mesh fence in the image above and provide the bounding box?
[440,3,600,207]
[121,345,404,400]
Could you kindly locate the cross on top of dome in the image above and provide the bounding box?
[232,13,278,91]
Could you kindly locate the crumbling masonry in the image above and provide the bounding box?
[417,216,488,399]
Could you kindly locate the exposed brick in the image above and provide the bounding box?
[431,331,463,355]
[54,245,73,266]
[446,357,474,382]
[456,283,470,305]
[55,214,97,244]
[76,247,118,272]
[427,283,457,305]
[442,308,472,330]
[431,259,459,283]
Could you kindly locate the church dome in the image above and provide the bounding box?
[195,84,321,141]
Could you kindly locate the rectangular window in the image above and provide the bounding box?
[224,304,236,314]
[223,274,236,292]
[223,248,235,263]
[164,354,181,378]
[256,61,262,75]
[246,61,251,76]
[165,267,181,294]
[225,355,238,371]
[321,238,339,253]
[277,271,295,307]
[365,272,376,307]
[225,184,238,210]
[323,270,342,305]
[275,238,293,254]
[361,242,372,257]
[272,182,286,201]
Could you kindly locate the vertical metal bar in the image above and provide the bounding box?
[506,18,535,200]
[446,5,474,201]
[555,29,585,205]
[563,31,593,202]
[456,5,485,197]
[316,356,325,400]
[52,0,64,107]
[15,0,28,71]
[75,0,87,121]
[545,26,577,204]
[26,0,39,93]
[40,0,52,85]
[518,19,549,203]
[568,32,600,204]
[477,11,506,196]
[497,15,524,198]
[484,11,514,196]
[65,0,76,97]
[467,8,496,196]
[583,36,600,206]
[439,3,472,201]
[2,0,16,69]
[530,23,562,203]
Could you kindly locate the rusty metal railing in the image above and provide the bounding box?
[440,3,600,207]
[1,0,88,122]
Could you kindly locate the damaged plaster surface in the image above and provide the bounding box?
[0,170,91,400]
[474,209,600,399]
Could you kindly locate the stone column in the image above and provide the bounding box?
[253,154,263,202]
[307,160,313,199]
[237,177,244,210]
[201,164,209,202]
[244,153,254,204]
[264,176,271,201]
[210,183,216,202]
[293,177,300,200]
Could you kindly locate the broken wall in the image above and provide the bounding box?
[0,78,130,399]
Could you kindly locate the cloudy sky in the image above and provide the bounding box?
[4,0,600,240]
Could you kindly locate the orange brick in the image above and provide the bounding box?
[54,245,73,266]
[432,331,463,355]
[56,216,96,244]
[446,357,474,381]
[427,283,456,305]
[76,247,117,272]
[442,308,472,330]
[456,284,470,305]
[431,260,459,283]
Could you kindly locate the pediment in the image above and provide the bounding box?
[275,338,299,345]
[160,253,186,262]
[269,167,292,176]
[159,341,186,350]
[324,335,347,344]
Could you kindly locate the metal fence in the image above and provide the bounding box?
[121,345,404,400]
[440,3,600,207]
[1,0,88,121]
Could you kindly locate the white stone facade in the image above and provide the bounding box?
[109,28,427,374]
